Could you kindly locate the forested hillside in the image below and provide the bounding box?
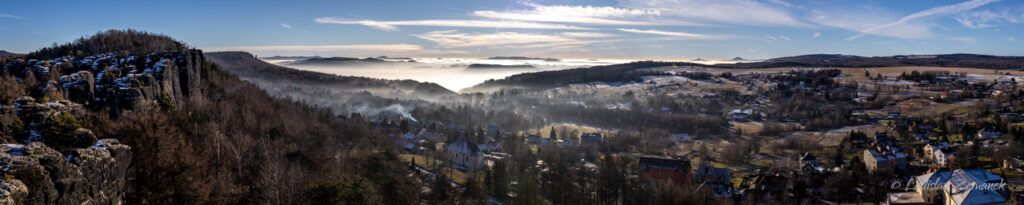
[0,30,419,204]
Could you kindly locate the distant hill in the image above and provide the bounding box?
[487,56,560,61]
[463,61,698,92]
[286,56,387,66]
[731,57,745,61]
[206,51,455,98]
[466,64,536,69]
[0,50,24,59]
[718,53,1024,69]
[260,55,312,60]
[466,53,1024,92]
[0,50,19,55]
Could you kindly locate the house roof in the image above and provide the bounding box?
[888,192,926,204]
[914,170,953,191]
[868,148,907,162]
[448,138,482,156]
[936,147,957,155]
[693,166,731,183]
[639,157,690,174]
[947,169,1006,205]
[927,142,951,150]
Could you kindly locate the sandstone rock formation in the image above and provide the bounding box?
[0,139,131,204]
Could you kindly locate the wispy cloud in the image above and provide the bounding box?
[471,3,680,26]
[560,32,617,38]
[1010,37,1016,42]
[280,24,292,29]
[206,44,424,52]
[842,0,999,40]
[947,36,977,43]
[616,28,724,39]
[764,0,800,8]
[810,7,933,40]
[619,0,810,27]
[202,44,465,56]
[413,30,592,48]
[956,9,1023,28]
[778,35,792,41]
[812,32,821,38]
[764,35,778,41]
[314,17,589,31]
[0,12,24,19]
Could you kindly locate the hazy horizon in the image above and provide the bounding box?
[2,0,1023,59]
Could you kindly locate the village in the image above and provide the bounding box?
[370,66,1024,204]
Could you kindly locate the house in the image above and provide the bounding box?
[1003,158,1023,172]
[729,108,753,120]
[638,157,691,185]
[887,169,957,205]
[943,169,1007,205]
[693,166,733,198]
[923,142,951,163]
[798,152,821,173]
[798,152,818,167]
[889,169,1005,205]
[933,147,956,167]
[741,170,788,201]
[447,138,485,172]
[413,128,443,143]
[478,141,501,153]
[977,128,1002,140]
[864,146,908,173]
[693,166,731,184]
[887,192,927,205]
[580,133,604,144]
[909,169,954,203]
[557,139,573,147]
[909,169,954,204]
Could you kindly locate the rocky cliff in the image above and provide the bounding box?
[0,97,131,205]
[0,139,131,205]
[2,49,206,111]
[0,48,208,204]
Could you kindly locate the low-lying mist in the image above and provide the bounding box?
[264,58,631,92]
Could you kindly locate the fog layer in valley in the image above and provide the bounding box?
[264,58,633,91]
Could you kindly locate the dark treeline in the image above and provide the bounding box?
[536,104,727,135]
[467,61,705,91]
[719,53,1024,69]
[898,70,956,82]
[28,29,186,59]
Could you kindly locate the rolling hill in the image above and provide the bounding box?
[206,51,455,99]
[465,53,1024,92]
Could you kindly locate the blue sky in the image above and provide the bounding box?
[0,0,1021,59]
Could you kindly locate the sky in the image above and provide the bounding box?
[0,0,1022,60]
